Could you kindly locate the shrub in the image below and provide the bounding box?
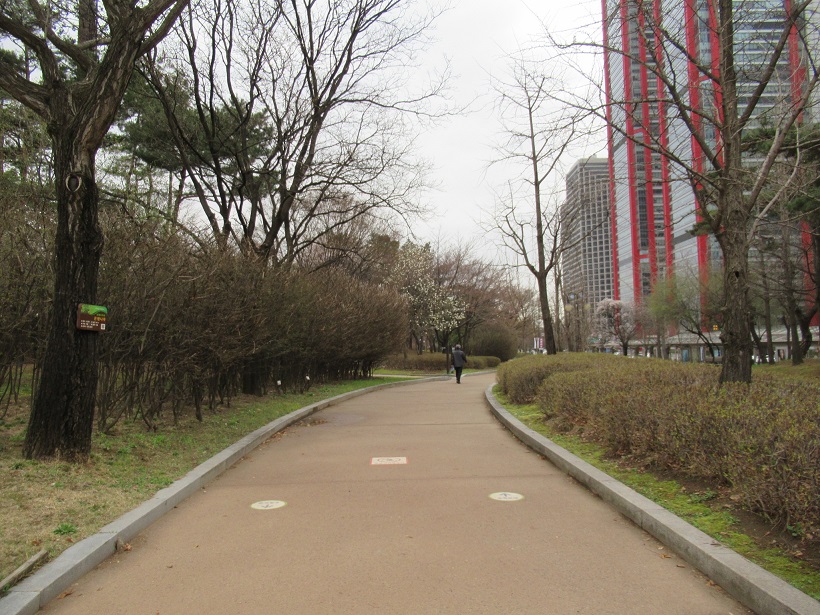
[471,356,501,369]
[0,186,53,412]
[92,216,410,429]
[380,353,500,372]
[497,353,592,404]
[503,354,820,543]
[380,353,450,372]
[470,323,518,362]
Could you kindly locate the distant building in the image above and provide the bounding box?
[561,157,613,310]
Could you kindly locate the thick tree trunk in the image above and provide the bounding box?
[713,0,754,383]
[788,315,802,365]
[24,135,103,461]
[1,0,187,461]
[782,303,803,365]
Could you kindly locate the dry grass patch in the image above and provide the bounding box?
[2,457,143,581]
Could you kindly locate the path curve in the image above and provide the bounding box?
[9,374,763,614]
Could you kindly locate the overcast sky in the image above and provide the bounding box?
[411,0,605,248]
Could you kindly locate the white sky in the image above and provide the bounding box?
[411,0,605,248]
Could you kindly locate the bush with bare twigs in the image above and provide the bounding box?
[497,354,820,544]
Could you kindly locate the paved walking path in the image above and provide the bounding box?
[34,373,755,614]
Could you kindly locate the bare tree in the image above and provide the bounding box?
[139,0,443,264]
[657,268,724,361]
[429,241,507,350]
[766,198,816,364]
[562,289,595,352]
[490,55,592,354]
[494,275,541,353]
[746,124,820,362]
[547,0,820,382]
[0,0,188,460]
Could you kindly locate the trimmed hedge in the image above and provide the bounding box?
[380,353,500,372]
[496,353,592,404]
[466,356,501,369]
[496,354,820,543]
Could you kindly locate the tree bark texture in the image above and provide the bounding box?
[536,273,557,354]
[714,0,754,384]
[24,126,103,461]
[717,206,753,384]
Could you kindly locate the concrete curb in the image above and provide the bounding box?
[484,384,820,615]
[0,377,446,615]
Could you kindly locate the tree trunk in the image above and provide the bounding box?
[714,0,753,383]
[718,207,753,383]
[536,273,557,354]
[777,212,805,366]
[788,313,802,365]
[1,0,188,462]
[655,324,668,359]
[756,248,774,363]
[553,272,563,352]
[749,316,766,364]
[798,307,816,358]
[763,277,774,364]
[241,356,267,396]
[24,132,103,461]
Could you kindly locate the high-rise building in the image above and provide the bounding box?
[602,0,813,305]
[561,157,614,309]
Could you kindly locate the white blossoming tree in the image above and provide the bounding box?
[390,243,466,355]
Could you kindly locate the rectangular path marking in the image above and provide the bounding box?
[370,457,408,465]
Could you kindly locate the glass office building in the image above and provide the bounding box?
[602,0,816,304]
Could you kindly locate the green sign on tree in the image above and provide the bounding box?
[76,304,108,332]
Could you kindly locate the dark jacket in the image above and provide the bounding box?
[452,349,467,368]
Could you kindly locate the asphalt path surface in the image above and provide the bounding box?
[39,373,752,614]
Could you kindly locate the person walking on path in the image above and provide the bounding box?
[451,344,467,383]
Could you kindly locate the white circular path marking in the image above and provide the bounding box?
[251,500,288,510]
[489,492,525,501]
